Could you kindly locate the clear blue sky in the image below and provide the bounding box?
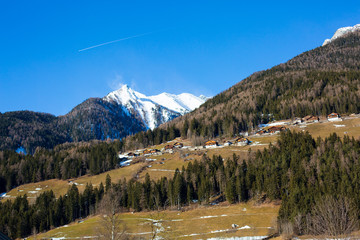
[1,1,360,116]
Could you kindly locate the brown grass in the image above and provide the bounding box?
[31,201,279,239]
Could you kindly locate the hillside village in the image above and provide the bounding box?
[117,112,351,168]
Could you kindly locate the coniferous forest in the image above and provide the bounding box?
[2,131,360,238]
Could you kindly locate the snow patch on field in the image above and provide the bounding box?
[207,237,267,240]
[238,225,251,230]
[149,169,175,172]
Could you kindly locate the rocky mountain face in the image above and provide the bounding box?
[103,84,208,129]
[0,87,208,153]
[323,23,360,46]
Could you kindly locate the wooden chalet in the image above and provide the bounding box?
[256,130,266,135]
[205,140,218,147]
[327,112,341,121]
[127,152,138,157]
[174,142,184,148]
[150,149,160,154]
[143,149,151,155]
[234,137,250,146]
[267,126,286,134]
[293,117,303,124]
[164,144,174,150]
[302,115,319,123]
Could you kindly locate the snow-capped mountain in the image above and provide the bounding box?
[323,24,360,46]
[103,84,209,130]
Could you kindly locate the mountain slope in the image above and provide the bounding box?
[161,30,360,138]
[323,23,360,46]
[0,86,207,152]
[0,111,68,152]
[58,98,147,142]
[103,84,208,129]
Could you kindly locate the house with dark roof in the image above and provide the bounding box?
[0,232,11,240]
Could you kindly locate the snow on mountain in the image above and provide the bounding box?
[323,24,360,46]
[103,84,208,130]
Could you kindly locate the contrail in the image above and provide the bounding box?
[78,31,156,52]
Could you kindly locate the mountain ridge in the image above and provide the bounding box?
[0,86,208,153]
[103,84,208,129]
[323,23,360,46]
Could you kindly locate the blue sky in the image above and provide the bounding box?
[1,1,360,116]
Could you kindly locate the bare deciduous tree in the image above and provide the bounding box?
[310,195,358,237]
[97,189,128,240]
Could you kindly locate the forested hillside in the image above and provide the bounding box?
[0,140,122,193]
[160,31,360,139]
[0,98,145,153]
[0,111,69,152]
[2,131,360,238]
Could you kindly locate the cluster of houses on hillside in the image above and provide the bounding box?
[256,125,287,136]
[118,112,346,167]
[255,113,343,136]
[204,137,251,148]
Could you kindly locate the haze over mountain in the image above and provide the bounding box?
[0,86,207,153]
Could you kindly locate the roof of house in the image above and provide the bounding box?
[205,140,218,145]
[235,137,248,142]
[328,112,339,117]
[0,232,11,240]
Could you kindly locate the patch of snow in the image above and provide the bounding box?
[149,169,175,172]
[207,237,267,240]
[120,159,132,167]
[0,192,6,197]
[210,229,228,233]
[238,225,251,230]
[182,233,201,237]
[35,188,42,190]
[267,121,288,126]
[323,24,360,46]
[199,214,228,219]
[200,215,217,219]
[334,124,345,128]
[28,191,38,194]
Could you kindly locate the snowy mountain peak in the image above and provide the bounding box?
[323,24,360,46]
[103,85,209,130]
